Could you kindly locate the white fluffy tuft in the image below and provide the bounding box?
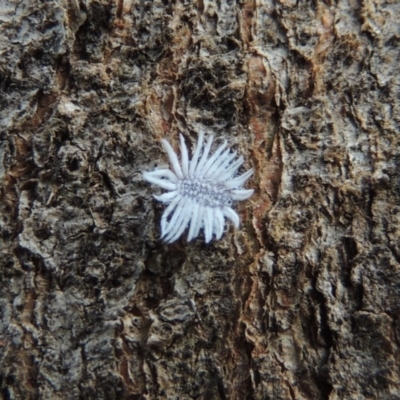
[143,133,254,243]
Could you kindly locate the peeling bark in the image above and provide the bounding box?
[1,0,400,399]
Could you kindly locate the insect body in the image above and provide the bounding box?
[143,132,254,243]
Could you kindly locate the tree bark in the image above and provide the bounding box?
[1,0,399,399]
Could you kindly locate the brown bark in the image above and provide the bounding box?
[1,0,399,399]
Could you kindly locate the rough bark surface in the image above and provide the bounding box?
[1,0,400,399]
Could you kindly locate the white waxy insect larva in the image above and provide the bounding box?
[143,133,254,243]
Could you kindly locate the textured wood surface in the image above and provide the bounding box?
[1,0,399,399]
